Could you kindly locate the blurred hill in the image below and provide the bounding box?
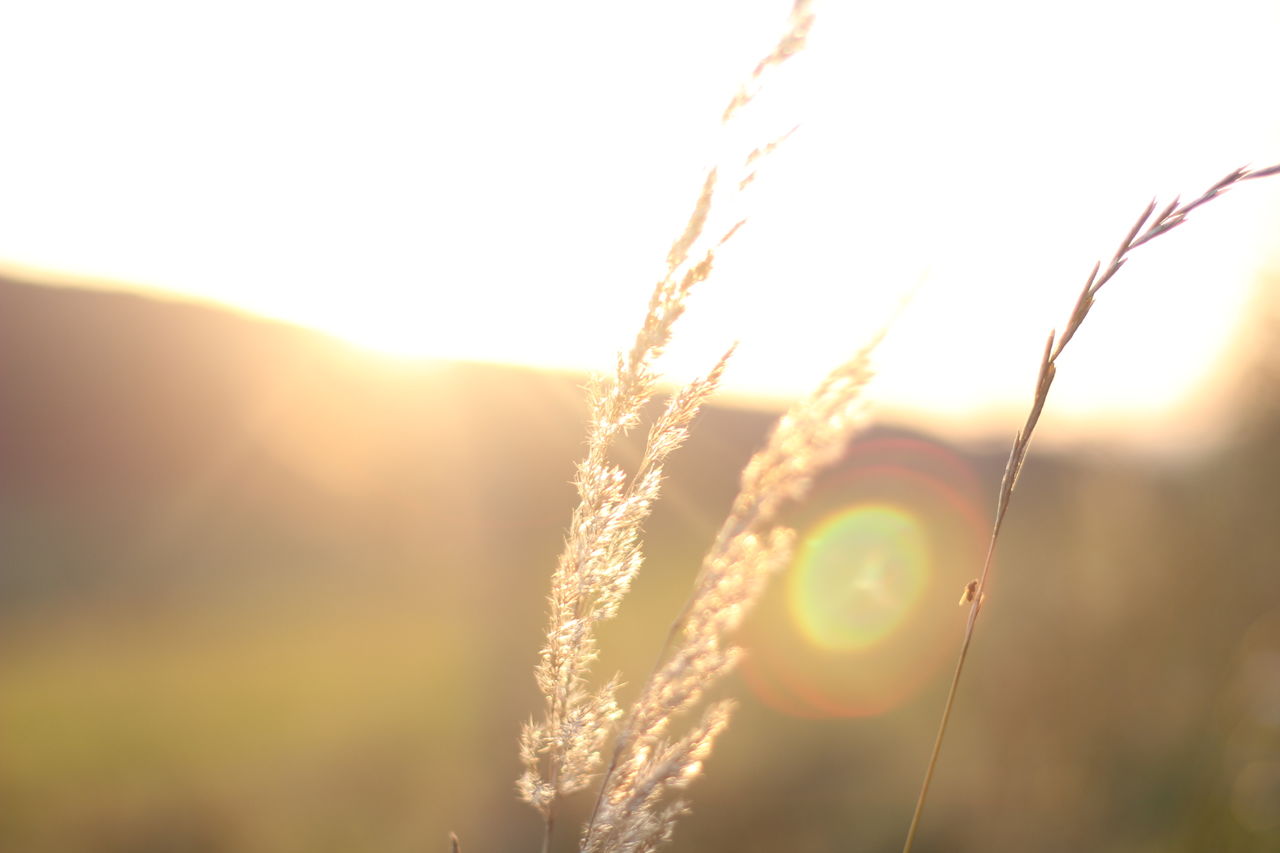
[1,275,1278,852]
[1,276,582,609]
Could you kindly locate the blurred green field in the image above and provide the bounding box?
[2,277,1279,852]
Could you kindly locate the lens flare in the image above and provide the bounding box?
[790,505,928,652]
[741,435,987,718]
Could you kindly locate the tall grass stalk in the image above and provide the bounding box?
[901,160,1280,853]
[516,4,843,852]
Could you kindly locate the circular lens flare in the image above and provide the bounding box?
[741,435,987,718]
[790,505,928,651]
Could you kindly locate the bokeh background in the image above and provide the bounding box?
[3,1,1280,851]
[3,272,1280,852]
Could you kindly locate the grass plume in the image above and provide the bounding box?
[513,3,880,852]
[516,246,735,850]
[582,340,876,853]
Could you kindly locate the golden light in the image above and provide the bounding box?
[0,0,1277,451]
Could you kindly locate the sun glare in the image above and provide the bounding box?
[0,0,1277,448]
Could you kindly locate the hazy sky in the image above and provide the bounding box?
[2,0,1278,451]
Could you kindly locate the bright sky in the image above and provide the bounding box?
[1,0,1278,452]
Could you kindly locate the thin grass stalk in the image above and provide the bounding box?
[901,161,1280,853]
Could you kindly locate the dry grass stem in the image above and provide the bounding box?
[722,0,816,123]
[901,161,1280,853]
[518,5,822,853]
